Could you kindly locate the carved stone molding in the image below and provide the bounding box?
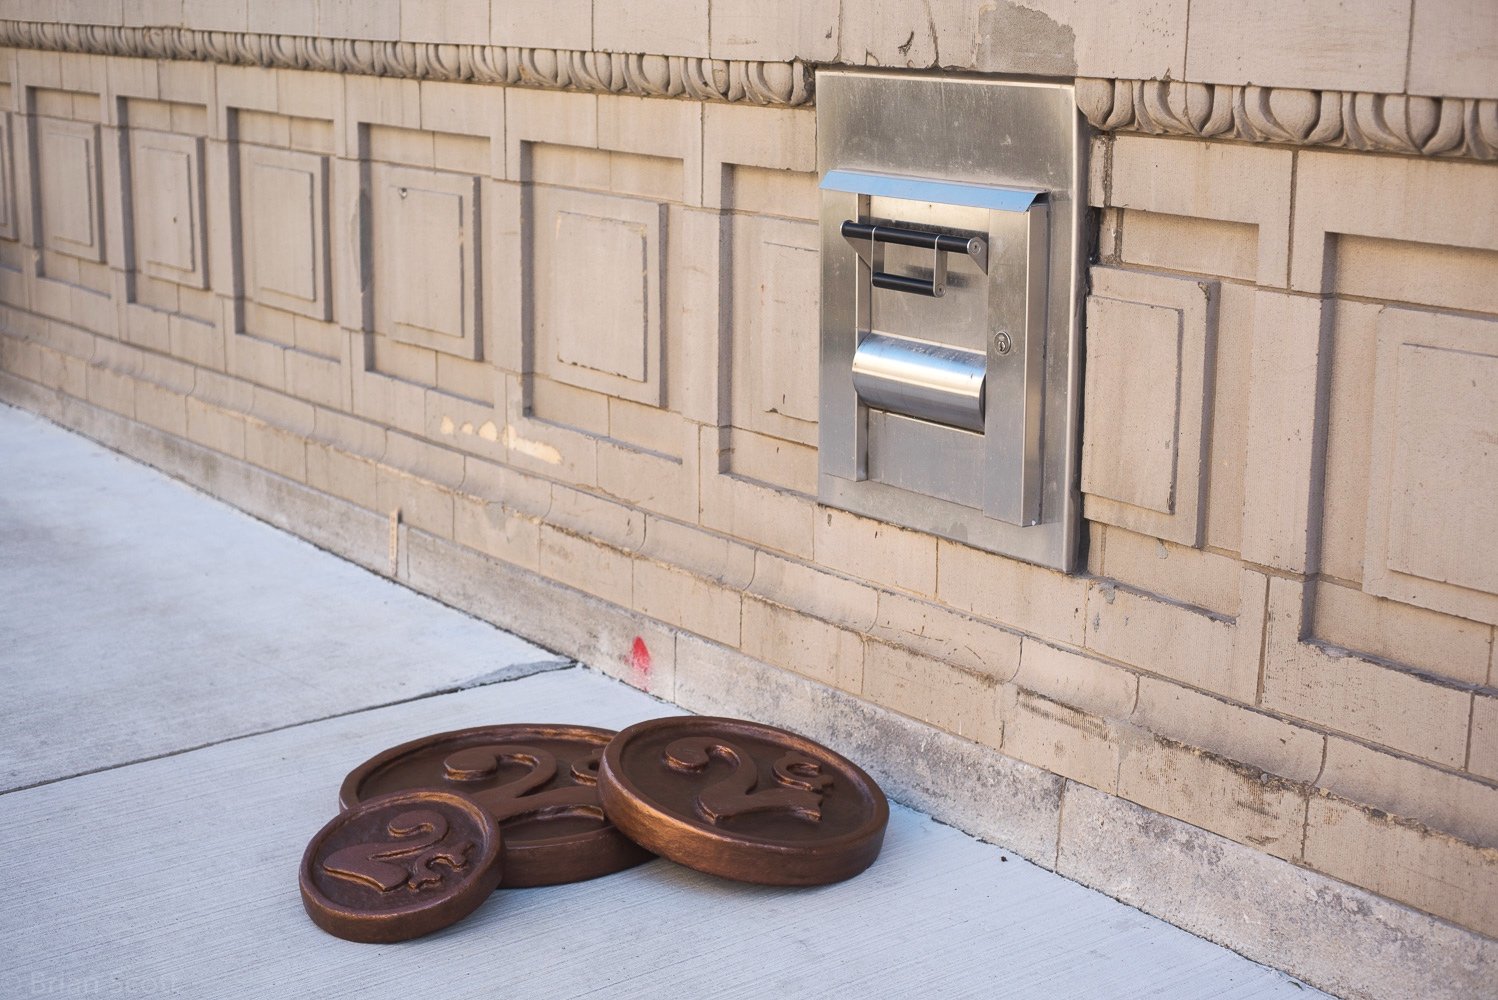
[0,20,811,107]
[3,19,1497,160]
[1079,77,1498,161]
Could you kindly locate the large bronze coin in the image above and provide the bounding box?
[341,724,653,888]
[597,716,889,886]
[300,788,503,943]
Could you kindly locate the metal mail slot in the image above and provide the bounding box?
[818,71,1085,572]
[850,333,986,433]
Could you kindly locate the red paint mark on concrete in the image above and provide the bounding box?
[629,636,651,683]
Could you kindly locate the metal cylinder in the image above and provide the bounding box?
[851,333,986,434]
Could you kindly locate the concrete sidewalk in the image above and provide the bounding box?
[0,403,1324,999]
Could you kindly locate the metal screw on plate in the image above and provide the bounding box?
[993,331,1013,355]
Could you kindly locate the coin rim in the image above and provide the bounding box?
[340,723,653,888]
[597,715,889,886]
[299,787,503,943]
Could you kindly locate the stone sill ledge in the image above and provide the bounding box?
[3,20,1495,160]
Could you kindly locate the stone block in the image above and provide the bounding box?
[130,130,207,289]
[123,0,183,28]
[492,0,591,50]
[180,0,246,32]
[459,454,550,517]
[239,146,330,320]
[1118,734,1308,861]
[598,94,701,205]
[547,482,644,554]
[595,0,707,56]
[1119,210,1258,283]
[815,507,936,597]
[1263,577,1472,767]
[36,119,104,264]
[305,440,379,508]
[1109,136,1292,287]
[343,75,421,155]
[1472,695,1498,782]
[1057,781,1498,1000]
[748,550,878,632]
[1186,0,1408,92]
[709,0,838,61]
[369,164,482,360]
[1315,298,1378,583]
[1362,308,1498,625]
[249,3,315,35]
[1003,691,1119,792]
[870,591,1022,684]
[1094,526,1240,617]
[637,515,754,590]
[1132,675,1325,783]
[133,379,187,437]
[451,493,540,572]
[596,437,697,523]
[727,213,820,446]
[382,428,464,487]
[740,596,863,694]
[937,539,1088,645]
[506,89,596,179]
[1304,793,1498,939]
[1239,291,1328,574]
[375,466,454,539]
[283,350,347,412]
[632,559,742,648]
[721,427,816,495]
[1013,639,1137,719]
[1291,152,1498,295]
[863,640,1003,749]
[722,164,819,220]
[1410,0,1498,99]
[703,104,814,209]
[538,525,633,610]
[184,396,245,458]
[1320,736,1498,848]
[1085,581,1252,704]
[698,436,816,559]
[399,0,486,44]
[1313,582,1491,688]
[317,0,400,41]
[244,416,307,481]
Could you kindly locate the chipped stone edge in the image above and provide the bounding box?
[3,21,1497,159]
[2,374,1495,1000]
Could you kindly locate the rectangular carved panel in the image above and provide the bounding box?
[370,164,482,360]
[529,186,664,406]
[1081,267,1217,546]
[0,113,15,242]
[131,130,207,288]
[241,146,330,320]
[37,118,103,262]
[1365,307,1498,624]
[729,214,819,447]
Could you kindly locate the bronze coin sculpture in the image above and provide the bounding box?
[597,716,889,886]
[341,724,654,888]
[299,788,503,943]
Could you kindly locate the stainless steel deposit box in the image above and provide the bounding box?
[818,71,1086,572]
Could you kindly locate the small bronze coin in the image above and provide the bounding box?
[340,724,654,888]
[299,788,502,943]
[597,716,889,886]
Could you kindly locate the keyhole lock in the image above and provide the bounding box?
[993,331,1013,356]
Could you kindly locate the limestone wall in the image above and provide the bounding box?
[0,5,1494,998]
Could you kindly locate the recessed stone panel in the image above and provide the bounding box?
[1365,307,1498,624]
[530,186,664,406]
[241,146,330,319]
[371,164,482,360]
[729,214,819,447]
[131,130,207,288]
[37,118,104,263]
[0,114,15,242]
[1081,267,1217,547]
